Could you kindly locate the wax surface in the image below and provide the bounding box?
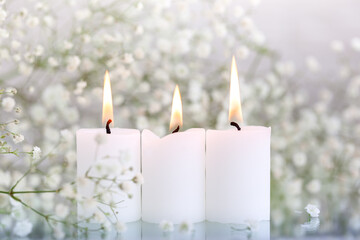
[142,128,206,224]
[206,126,271,223]
[76,128,141,222]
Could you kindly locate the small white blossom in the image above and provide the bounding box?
[132,173,144,185]
[13,134,24,144]
[179,221,194,234]
[351,37,360,51]
[14,220,33,237]
[55,203,70,219]
[75,8,91,21]
[306,56,320,72]
[26,16,40,27]
[66,56,81,72]
[292,152,307,167]
[305,204,320,218]
[330,40,344,52]
[48,57,59,67]
[159,220,174,232]
[115,221,127,233]
[0,28,9,38]
[59,183,76,199]
[119,181,132,193]
[1,97,15,112]
[306,179,321,194]
[32,146,41,161]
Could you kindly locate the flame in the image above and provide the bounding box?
[228,56,243,123]
[169,85,183,132]
[102,70,114,127]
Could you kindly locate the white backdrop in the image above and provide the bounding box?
[253,0,360,68]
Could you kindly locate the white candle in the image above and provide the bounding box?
[206,57,271,223]
[77,71,141,223]
[142,85,205,224]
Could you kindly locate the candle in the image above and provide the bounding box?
[206,57,271,223]
[142,85,205,224]
[76,71,141,222]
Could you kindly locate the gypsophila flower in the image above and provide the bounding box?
[1,97,15,112]
[32,146,41,161]
[119,181,132,193]
[351,37,360,51]
[115,221,127,233]
[159,220,174,232]
[66,56,81,72]
[179,221,194,234]
[13,134,24,144]
[301,217,320,232]
[55,203,70,219]
[14,220,33,237]
[305,204,320,218]
[132,173,144,185]
[330,40,344,52]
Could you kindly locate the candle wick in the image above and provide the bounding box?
[172,125,180,134]
[230,121,241,131]
[106,119,112,134]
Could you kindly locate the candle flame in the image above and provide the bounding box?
[102,70,114,127]
[169,85,183,132]
[228,56,243,123]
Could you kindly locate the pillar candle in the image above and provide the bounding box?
[76,71,141,222]
[206,57,271,223]
[142,85,205,224]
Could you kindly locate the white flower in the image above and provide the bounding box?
[66,56,81,72]
[330,40,344,52]
[306,179,321,194]
[1,97,15,112]
[122,53,134,64]
[75,8,91,21]
[132,173,144,185]
[0,28,9,38]
[233,6,244,18]
[19,62,33,76]
[306,56,320,72]
[14,220,33,237]
[292,152,307,167]
[305,204,320,218]
[179,221,193,234]
[175,63,189,79]
[26,16,40,27]
[59,183,76,199]
[351,37,360,51]
[48,57,59,67]
[53,224,65,239]
[119,181,132,193]
[55,204,69,219]
[115,221,127,233]
[0,9,6,23]
[32,146,41,161]
[159,220,174,232]
[236,46,250,60]
[13,134,24,144]
[240,17,254,32]
[34,45,44,56]
[196,42,211,58]
[80,198,97,216]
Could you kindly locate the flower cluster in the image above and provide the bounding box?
[0,0,359,238]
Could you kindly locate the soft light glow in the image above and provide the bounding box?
[169,85,183,132]
[228,56,243,123]
[102,70,114,127]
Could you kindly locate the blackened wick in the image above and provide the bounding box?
[106,119,112,134]
[172,125,180,134]
[230,121,241,131]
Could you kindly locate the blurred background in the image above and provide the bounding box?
[0,0,359,238]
